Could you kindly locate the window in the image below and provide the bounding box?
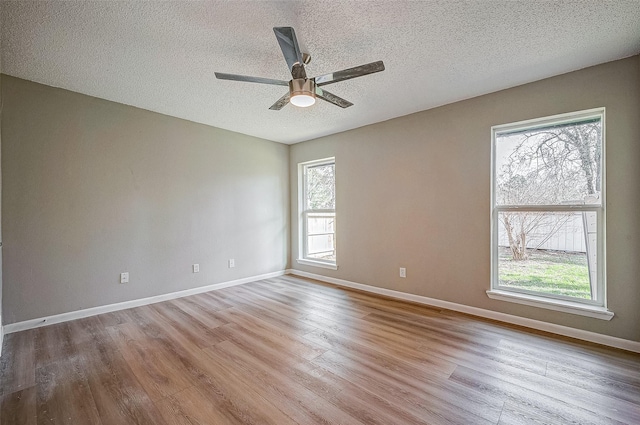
[488,109,612,319]
[298,158,337,269]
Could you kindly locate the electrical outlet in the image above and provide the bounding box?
[228,259,235,268]
[193,264,200,273]
[120,272,129,284]
[399,267,406,278]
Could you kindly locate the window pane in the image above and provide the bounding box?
[307,215,335,235]
[306,163,335,210]
[497,211,596,300]
[495,118,602,206]
[306,213,335,261]
[307,234,336,261]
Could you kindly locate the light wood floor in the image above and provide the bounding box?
[1,275,639,425]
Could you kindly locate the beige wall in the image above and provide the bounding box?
[290,56,640,342]
[2,76,290,324]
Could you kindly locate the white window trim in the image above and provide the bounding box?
[489,108,612,319]
[296,258,338,270]
[486,290,613,320]
[298,157,337,269]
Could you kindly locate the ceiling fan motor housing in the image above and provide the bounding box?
[289,78,316,99]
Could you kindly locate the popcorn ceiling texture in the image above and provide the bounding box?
[2,1,639,144]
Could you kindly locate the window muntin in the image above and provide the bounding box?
[300,159,336,266]
[491,109,605,307]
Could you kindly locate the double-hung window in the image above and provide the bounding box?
[489,108,611,319]
[298,158,337,270]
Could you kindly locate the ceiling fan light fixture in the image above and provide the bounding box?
[289,78,316,107]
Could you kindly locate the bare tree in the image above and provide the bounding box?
[497,121,601,260]
[306,163,335,209]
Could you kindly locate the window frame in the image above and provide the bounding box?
[297,157,337,270]
[488,108,612,320]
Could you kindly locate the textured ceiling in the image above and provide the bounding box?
[2,1,640,144]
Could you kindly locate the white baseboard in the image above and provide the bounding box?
[287,269,640,353]
[6,268,637,353]
[3,270,286,335]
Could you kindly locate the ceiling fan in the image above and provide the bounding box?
[215,27,385,110]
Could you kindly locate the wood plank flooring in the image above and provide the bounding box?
[1,275,639,424]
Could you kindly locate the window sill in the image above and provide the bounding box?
[296,259,338,270]
[486,290,614,320]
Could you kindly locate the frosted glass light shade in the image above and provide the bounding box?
[290,94,316,107]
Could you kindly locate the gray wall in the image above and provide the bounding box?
[0,1,3,335]
[3,56,639,343]
[290,56,640,342]
[2,76,290,324]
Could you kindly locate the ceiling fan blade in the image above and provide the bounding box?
[269,92,291,110]
[315,61,385,86]
[215,72,288,86]
[315,87,353,108]
[273,27,305,77]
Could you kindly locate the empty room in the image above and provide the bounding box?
[1,1,639,424]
